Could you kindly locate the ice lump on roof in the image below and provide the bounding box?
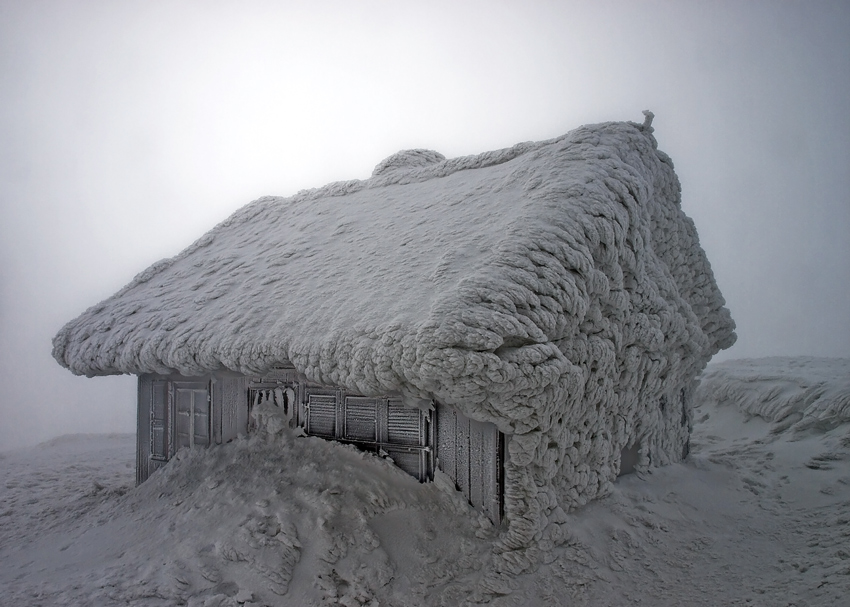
[372,148,446,176]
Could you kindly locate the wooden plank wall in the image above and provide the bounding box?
[435,402,503,524]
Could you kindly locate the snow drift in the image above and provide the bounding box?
[52,116,735,573]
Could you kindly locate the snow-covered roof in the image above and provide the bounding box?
[53,118,735,424]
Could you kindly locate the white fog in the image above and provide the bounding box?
[1,1,849,605]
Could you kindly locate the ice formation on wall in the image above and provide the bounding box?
[53,117,736,573]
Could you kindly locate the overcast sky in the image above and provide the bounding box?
[1,0,848,451]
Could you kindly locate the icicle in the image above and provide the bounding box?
[275,387,294,425]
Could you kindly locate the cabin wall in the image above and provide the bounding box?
[135,369,504,525]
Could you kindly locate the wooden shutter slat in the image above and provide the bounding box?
[386,400,423,446]
[307,394,337,438]
[344,397,378,442]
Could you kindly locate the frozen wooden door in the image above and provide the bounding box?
[174,381,211,450]
[149,379,170,462]
[435,402,503,524]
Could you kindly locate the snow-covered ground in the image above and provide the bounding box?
[2,357,848,606]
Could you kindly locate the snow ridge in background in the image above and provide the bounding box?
[696,357,850,432]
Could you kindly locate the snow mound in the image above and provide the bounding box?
[696,357,850,434]
[125,434,496,605]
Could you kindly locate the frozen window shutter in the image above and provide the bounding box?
[306,393,338,438]
[175,387,192,450]
[298,390,433,482]
[192,388,211,447]
[175,382,211,450]
[150,380,169,461]
[382,448,423,478]
[344,397,379,442]
[386,399,424,446]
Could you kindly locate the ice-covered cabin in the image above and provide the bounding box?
[53,116,735,551]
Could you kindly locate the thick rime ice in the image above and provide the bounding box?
[52,119,736,568]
